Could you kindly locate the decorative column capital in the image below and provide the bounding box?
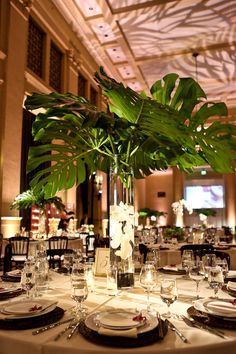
[67,48,81,70]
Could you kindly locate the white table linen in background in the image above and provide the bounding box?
[0,271,235,354]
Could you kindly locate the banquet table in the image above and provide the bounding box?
[0,270,236,354]
[148,243,236,270]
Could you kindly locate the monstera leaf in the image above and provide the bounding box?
[25,67,236,198]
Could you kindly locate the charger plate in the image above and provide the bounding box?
[187,306,236,330]
[1,275,21,283]
[0,288,24,301]
[79,312,168,348]
[0,306,64,330]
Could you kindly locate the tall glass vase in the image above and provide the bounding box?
[109,163,135,289]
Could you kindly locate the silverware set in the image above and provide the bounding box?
[31,310,229,343]
[32,318,73,335]
[32,317,80,340]
[181,315,228,339]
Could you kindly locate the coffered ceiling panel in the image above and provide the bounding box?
[53,0,236,117]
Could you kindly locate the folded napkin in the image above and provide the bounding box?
[227,281,236,291]
[98,327,138,338]
[206,300,236,315]
[163,265,178,271]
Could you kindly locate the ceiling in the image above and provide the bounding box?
[52,0,236,119]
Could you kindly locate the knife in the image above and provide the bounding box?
[166,319,189,343]
[181,315,226,339]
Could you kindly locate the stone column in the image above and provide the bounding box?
[224,173,236,230]
[1,0,29,216]
[64,47,80,215]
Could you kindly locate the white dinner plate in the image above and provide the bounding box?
[194,298,236,320]
[85,310,158,334]
[95,309,146,330]
[1,299,57,319]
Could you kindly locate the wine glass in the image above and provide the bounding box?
[160,278,178,318]
[139,263,158,312]
[208,266,224,298]
[189,261,205,299]
[71,262,88,319]
[63,252,73,275]
[216,258,229,279]
[203,253,217,277]
[181,250,194,278]
[84,262,95,292]
[21,260,36,299]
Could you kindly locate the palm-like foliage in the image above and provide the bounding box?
[25,67,236,198]
[10,189,65,211]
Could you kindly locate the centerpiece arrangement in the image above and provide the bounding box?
[11,188,65,237]
[24,67,236,287]
[172,199,193,227]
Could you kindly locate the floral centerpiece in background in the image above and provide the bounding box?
[194,208,217,228]
[11,188,65,237]
[172,199,193,227]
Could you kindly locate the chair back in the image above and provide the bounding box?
[3,244,12,274]
[180,244,214,260]
[48,236,68,250]
[196,249,230,268]
[47,236,68,268]
[9,236,29,256]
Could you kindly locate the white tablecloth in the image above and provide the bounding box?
[0,271,236,354]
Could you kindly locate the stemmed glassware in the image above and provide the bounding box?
[139,263,158,312]
[160,278,178,318]
[189,261,205,299]
[70,262,88,319]
[208,266,224,298]
[21,259,36,299]
[216,258,229,279]
[203,253,217,277]
[181,250,194,278]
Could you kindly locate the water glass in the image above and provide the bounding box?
[181,250,194,277]
[160,278,178,318]
[208,266,224,298]
[63,252,73,275]
[71,263,88,318]
[21,260,36,298]
[189,261,205,299]
[106,264,118,296]
[34,255,49,296]
[216,258,228,279]
[203,254,217,277]
[84,262,95,292]
[139,263,158,312]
